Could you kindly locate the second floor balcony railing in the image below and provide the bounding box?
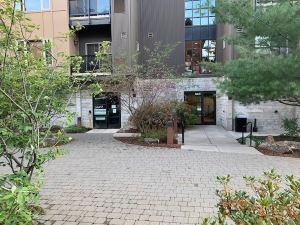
[71,55,112,74]
[69,0,110,17]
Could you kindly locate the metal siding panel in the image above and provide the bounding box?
[139,0,185,72]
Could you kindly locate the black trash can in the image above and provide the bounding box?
[235,114,247,132]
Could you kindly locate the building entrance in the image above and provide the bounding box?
[93,93,121,129]
[184,91,216,125]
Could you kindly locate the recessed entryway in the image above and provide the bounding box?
[184,91,216,125]
[93,93,121,129]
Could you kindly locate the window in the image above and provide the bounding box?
[23,0,50,12]
[185,0,215,26]
[185,40,216,74]
[114,0,125,13]
[85,42,112,55]
[15,1,22,10]
[90,0,110,16]
[185,0,216,74]
[86,43,100,55]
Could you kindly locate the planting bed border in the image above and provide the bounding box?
[115,137,181,149]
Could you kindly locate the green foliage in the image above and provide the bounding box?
[237,135,263,147]
[55,131,72,145]
[250,136,263,148]
[141,129,167,141]
[0,1,91,223]
[282,118,300,137]
[209,0,300,106]
[64,125,91,134]
[175,102,199,125]
[0,172,40,225]
[201,169,300,225]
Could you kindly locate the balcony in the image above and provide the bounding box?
[69,0,111,26]
[71,55,112,76]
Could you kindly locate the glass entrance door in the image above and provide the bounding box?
[93,93,121,129]
[184,91,216,125]
[203,93,216,124]
[93,96,108,129]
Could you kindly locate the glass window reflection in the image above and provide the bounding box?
[24,0,50,11]
[185,40,216,74]
[185,0,215,27]
[185,0,216,74]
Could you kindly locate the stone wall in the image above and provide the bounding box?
[217,95,233,130]
[66,78,299,132]
[67,90,93,128]
[234,101,298,132]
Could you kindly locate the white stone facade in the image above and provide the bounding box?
[67,90,94,129]
[68,78,299,133]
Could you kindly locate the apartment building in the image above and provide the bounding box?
[21,0,299,132]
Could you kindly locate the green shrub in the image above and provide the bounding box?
[252,136,263,147]
[201,170,300,225]
[64,125,90,134]
[0,173,40,225]
[141,129,167,141]
[282,118,300,137]
[175,102,199,125]
[56,131,72,145]
[237,135,262,147]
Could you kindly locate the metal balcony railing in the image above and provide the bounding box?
[69,0,110,17]
[71,55,112,74]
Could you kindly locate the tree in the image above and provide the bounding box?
[100,42,180,122]
[0,1,97,223]
[211,0,300,107]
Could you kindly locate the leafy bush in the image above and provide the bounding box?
[130,101,200,133]
[202,170,300,225]
[56,131,72,145]
[282,118,300,137]
[129,102,174,133]
[64,125,90,133]
[141,129,167,141]
[175,102,199,125]
[0,173,40,225]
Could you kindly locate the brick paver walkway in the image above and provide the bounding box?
[36,134,300,225]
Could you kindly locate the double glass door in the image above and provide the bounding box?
[93,94,121,129]
[184,91,216,125]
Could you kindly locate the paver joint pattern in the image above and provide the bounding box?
[4,133,299,225]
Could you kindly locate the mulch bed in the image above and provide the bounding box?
[115,137,181,149]
[252,135,300,158]
[257,147,300,158]
[254,136,300,142]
